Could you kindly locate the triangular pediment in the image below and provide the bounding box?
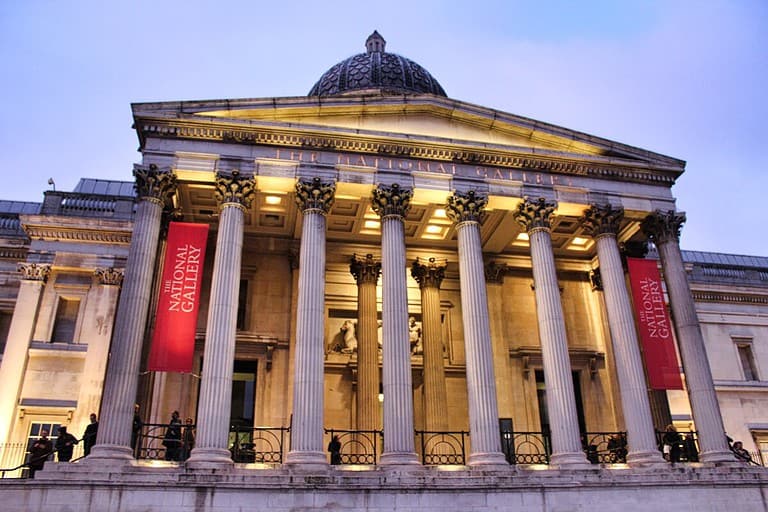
[133,94,683,169]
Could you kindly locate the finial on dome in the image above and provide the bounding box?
[365,30,386,54]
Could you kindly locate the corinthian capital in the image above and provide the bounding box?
[371,183,412,218]
[95,267,124,286]
[641,210,686,245]
[215,170,256,210]
[295,177,336,213]
[133,164,177,205]
[18,263,51,282]
[484,261,508,284]
[581,204,624,238]
[411,257,447,289]
[445,190,487,224]
[350,253,381,285]
[514,197,556,232]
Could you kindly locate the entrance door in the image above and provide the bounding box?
[535,370,587,435]
[229,360,257,461]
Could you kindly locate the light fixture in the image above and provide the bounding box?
[264,195,282,205]
[425,225,442,234]
[571,237,588,246]
[516,233,529,241]
[364,220,381,230]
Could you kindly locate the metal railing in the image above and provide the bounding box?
[230,426,290,464]
[416,430,469,465]
[324,429,380,465]
[501,431,551,465]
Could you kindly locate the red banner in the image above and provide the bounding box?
[626,258,683,390]
[148,222,209,373]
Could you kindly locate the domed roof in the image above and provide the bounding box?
[309,31,447,97]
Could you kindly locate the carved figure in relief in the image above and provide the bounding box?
[339,319,358,353]
[409,317,423,355]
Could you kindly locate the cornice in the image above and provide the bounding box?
[23,225,132,245]
[692,291,768,305]
[135,116,681,187]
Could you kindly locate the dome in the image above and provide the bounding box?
[308,31,447,97]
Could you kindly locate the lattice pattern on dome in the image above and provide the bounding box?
[308,32,446,97]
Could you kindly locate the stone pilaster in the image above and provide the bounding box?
[0,264,50,458]
[514,197,588,467]
[285,177,335,465]
[371,183,419,465]
[350,254,382,432]
[446,191,506,466]
[582,205,663,465]
[411,257,449,432]
[188,170,254,468]
[642,210,734,463]
[72,268,124,443]
[90,165,176,462]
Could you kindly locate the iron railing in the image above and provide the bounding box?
[230,426,290,464]
[501,431,551,465]
[324,429,380,465]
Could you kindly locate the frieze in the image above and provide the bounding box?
[137,120,679,186]
[692,291,768,305]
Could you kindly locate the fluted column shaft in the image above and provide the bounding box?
[582,204,663,464]
[412,259,448,432]
[515,197,587,467]
[643,211,733,463]
[91,166,175,461]
[351,255,381,432]
[372,184,418,465]
[446,191,506,465]
[188,176,253,466]
[286,177,335,465]
[0,264,50,457]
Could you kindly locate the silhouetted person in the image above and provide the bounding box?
[82,413,98,456]
[662,424,682,463]
[132,404,143,458]
[55,426,78,462]
[732,441,753,464]
[683,432,698,462]
[328,435,341,465]
[28,429,52,478]
[163,410,182,461]
[182,417,195,461]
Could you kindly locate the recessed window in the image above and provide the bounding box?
[737,343,759,381]
[52,297,80,343]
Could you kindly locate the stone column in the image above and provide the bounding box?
[514,197,588,467]
[188,170,254,467]
[371,183,419,465]
[485,262,515,420]
[90,165,176,461]
[582,205,664,465]
[0,264,50,455]
[446,191,507,466]
[350,254,382,432]
[411,258,449,432]
[285,177,335,465]
[642,210,734,463]
[72,268,124,440]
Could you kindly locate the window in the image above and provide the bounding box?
[236,279,248,330]
[51,297,80,343]
[751,431,768,466]
[734,338,759,381]
[26,421,61,462]
[0,310,12,356]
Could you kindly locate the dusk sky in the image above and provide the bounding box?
[1,1,765,255]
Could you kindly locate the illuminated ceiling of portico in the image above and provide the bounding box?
[175,182,637,260]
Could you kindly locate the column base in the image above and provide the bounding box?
[284,450,328,465]
[185,447,234,470]
[467,451,509,467]
[85,444,135,462]
[700,449,741,465]
[626,449,666,466]
[549,450,592,469]
[379,451,420,466]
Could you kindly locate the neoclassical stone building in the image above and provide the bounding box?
[0,32,766,511]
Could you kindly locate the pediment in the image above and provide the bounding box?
[133,95,684,169]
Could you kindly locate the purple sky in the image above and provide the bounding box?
[1,1,765,255]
